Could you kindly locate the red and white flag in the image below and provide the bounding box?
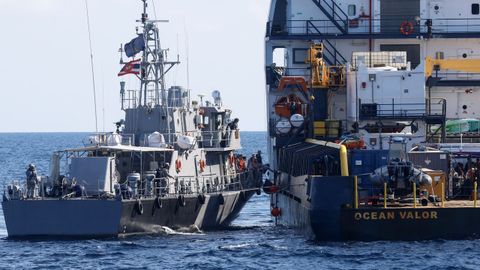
[118,59,141,76]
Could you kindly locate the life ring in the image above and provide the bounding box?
[155,197,162,208]
[175,159,182,173]
[197,194,206,205]
[178,195,186,207]
[199,159,206,172]
[400,21,414,36]
[135,199,144,215]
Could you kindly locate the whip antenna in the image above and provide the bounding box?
[84,0,99,133]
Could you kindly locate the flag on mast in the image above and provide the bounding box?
[118,59,141,76]
[124,34,145,58]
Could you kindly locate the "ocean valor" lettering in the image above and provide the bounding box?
[354,211,438,221]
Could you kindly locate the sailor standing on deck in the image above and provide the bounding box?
[155,163,173,195]
[25,164,38,198]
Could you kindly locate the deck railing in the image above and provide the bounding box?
[267,18,480,39]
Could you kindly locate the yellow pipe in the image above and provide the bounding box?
[340,145,349,176]
[413,182,417,209]
[475,182,478,208]
[441,181,445,208]
[354,176,358,209]
[383,182,387,209]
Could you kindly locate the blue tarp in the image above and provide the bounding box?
[124,34,145,57]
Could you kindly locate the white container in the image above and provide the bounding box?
[290,114,304,128]
[177,135,196,149]
[148,132,166,147]
[276,119,292,134]
[107,133,122,146]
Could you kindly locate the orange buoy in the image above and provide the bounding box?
[199,159,206,172]
[271,207,281,217]
[175,159,182,173]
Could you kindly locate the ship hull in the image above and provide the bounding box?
[274,176,480,241]
[2,191,255,238]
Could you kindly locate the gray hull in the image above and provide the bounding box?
[2,191,255,238]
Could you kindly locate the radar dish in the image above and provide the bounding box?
[212,90,221,100]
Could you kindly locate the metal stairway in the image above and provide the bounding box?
[311,0,348,34]
[305,21,347,66]
[322,39,347,66]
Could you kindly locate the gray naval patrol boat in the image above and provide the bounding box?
[2,0,262,238]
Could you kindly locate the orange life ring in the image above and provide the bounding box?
[199,159,206,172]
[400,21,414,36]
[175,159,182,173]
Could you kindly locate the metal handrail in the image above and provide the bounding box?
[8,169,261,201]
[358,98,446,120]
[268,18,480,37]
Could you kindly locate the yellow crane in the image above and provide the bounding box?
[305,43,345,88]
[425,56,480,77]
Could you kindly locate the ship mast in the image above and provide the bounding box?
[138,0,179,107]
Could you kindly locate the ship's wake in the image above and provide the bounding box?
[132,224,205,236]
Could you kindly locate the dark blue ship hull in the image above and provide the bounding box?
[274,176,480,241]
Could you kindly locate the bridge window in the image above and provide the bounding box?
[293,48,308,64]
[473,4,480,15]
[348,5,356,16]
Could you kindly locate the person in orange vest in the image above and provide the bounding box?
[238,156,246,172]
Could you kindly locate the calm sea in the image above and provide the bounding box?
[0,132,478,269]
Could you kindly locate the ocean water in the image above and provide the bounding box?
[1,132,480,269]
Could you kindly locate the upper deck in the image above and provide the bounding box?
[267,0,480,40]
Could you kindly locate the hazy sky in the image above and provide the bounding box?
[0,0,270,132]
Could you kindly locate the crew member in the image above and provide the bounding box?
[25,164,38,198]
[238,155,247,172]
[155,163,173,195]
[256,150,263,166]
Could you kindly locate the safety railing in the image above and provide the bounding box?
[197,129,241,149]
[353,176,451,209]
[267,18,480,38]
[83,133,135,147]
[358,98,446,121]
[5,169,262,201]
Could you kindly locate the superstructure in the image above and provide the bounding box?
[265,0,480,240]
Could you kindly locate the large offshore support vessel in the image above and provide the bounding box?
[2,0,262,238]
[264,0,480,241]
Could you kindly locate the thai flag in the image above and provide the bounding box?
[118,59,141,76]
